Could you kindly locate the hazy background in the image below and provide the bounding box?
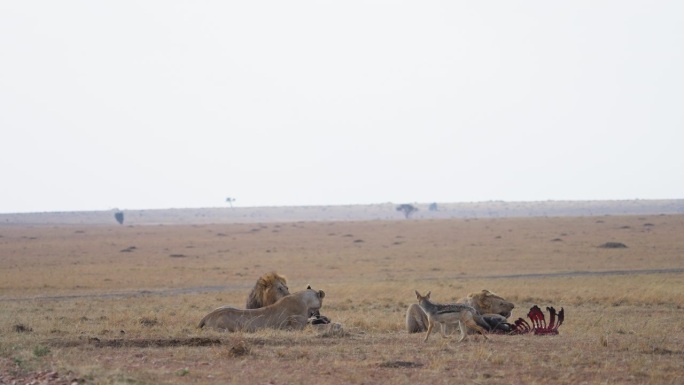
[1,1,682,214]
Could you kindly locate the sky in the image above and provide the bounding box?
[1,1,682,213]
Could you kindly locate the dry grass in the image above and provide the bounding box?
[1,213,683,384]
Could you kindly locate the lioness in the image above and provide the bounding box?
[199,286,325,332]
[406,289,514,333]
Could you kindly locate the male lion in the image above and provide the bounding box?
[199,286,325,332]
[245,272,332,325]
[406,289,514,333]
[245,271,290,309]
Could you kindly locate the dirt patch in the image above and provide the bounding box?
[648,347,684,355]
[0,285,242,302]
[378,360,424,368]
[0,357,84,385]
[48,337,222,348]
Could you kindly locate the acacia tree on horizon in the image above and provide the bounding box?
[396,204,418,219]
[226,197,236,208]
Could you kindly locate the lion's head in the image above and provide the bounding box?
[462,290,514,318]
[245,271,290,309]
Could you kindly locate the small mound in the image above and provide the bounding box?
[598,242,628,249]
[13,324,32,333]
[139,317,159,327]
[228,340,251,357]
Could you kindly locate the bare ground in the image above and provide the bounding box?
[1,208,683,384]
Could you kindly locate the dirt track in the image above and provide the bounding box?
[4,267,682,303]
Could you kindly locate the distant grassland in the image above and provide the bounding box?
[1,213,683,384]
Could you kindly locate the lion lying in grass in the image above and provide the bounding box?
[199,285,325,332]
[406,289,514,333]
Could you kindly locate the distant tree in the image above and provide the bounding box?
[429,202,438,211]
[226,197,236,208]
[396,204,418,219]
[114,211,124,225]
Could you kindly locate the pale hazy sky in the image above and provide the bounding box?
[1,1,682,213]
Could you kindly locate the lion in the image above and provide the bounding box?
[245,271,290,309]
[406,289,514,333]
[461,289,514,318]
[199,285,325,332]
[245,272,331,325]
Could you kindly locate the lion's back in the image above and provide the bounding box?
[198,306,246,331]
[200,292,315,332]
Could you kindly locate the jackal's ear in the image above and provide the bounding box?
[415,290,421,299]
[426,291,431,298]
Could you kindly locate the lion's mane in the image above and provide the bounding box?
[245,271,290,309]
[459,289,514,318]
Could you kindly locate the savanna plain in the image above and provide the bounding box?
[1,209,683,384]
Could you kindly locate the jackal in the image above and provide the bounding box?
[415,290,489,342]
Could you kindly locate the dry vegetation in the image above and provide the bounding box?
[1,211,683,384]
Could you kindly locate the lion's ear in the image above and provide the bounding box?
[482,290,492,297]
[307,284,312,290]
[318,290,325,299]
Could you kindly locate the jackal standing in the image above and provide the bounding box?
[415,290,489,342]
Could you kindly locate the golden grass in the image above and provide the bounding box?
[1,214,683,384]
